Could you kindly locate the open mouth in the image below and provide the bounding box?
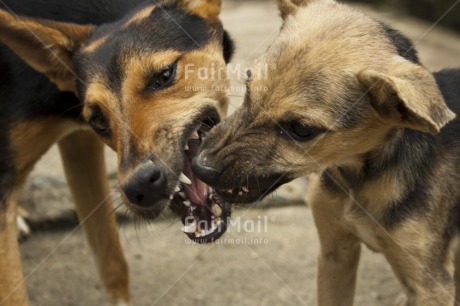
[170,118,231,244]
[213,178,289,205]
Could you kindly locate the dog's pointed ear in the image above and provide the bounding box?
[0,10,94,92]
[358,58,456,134]
[277,0,318,20]
[179,0,222,20]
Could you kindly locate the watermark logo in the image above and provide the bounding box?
[182,215,273,245]
[183,62,275,93]
[184,62,275,81]
[185,237,270,245]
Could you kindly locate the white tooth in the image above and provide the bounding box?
[174,186,181,193]
[183,200,191,207]
[212,205,222,217]
[182,222,196,234]
[242,187,249,193]
[190,131,199,140]
[179,173,192,185]
[179,192,186,199]
[184,144,189,150]
[169,195,174,200]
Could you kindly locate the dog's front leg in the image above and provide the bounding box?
[382,223,455,306]
[58,130,131,306]
[310,177,361,306]
[0,196,29,306]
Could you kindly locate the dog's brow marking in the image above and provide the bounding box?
[123,5,155,28]
[82,34,110,53]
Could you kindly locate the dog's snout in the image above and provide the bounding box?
[122,162,167,208]
[191,155,222,185]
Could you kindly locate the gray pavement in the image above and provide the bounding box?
[19,1,460,305]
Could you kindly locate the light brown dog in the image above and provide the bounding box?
[192,0,460,305]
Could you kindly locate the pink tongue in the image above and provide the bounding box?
[183,157,208,205]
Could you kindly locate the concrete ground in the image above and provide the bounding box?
[17,1,460,305]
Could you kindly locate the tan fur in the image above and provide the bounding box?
[0,1,231,304]
[309,174,361,306]
[0,193,29,306]
[0,10,93,92]
[58,131,131,305]
[82,44,230,177]
[83,78,123,151]
[267,1,456,304]
[359,58,456,134]
[6,120,132,306]
[82,35,110,53]
[9,119,84,185]
[180,0,221,20]
[193,0,458,305]
[123,5,155,27]
[277,0,318,20]
[2,119,80,305]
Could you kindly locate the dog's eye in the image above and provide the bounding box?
[292,122,313,138]
[280,121,325,142]
[147,62,177,91]
[89,112,110,136]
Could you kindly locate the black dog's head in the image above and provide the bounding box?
[0,0,234,242]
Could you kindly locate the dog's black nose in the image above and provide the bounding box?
[122,162,167,208]
[191,156,221,185]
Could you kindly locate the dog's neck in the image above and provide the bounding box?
[324,127,436,195]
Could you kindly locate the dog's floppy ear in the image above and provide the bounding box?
[179,0,222,20]
[358,58,456,134]
[278,0,319,20]
[0,10,93,92]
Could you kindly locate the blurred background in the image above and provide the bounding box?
[17,0,460,305]
[345,0,460,31]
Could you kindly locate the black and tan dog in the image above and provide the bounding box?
[0,0,234,304]
[192,0,460,304]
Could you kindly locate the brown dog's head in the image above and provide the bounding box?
[192,0,456,204]
[0,0,234,242]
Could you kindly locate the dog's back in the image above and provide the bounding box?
[0,0,146,24]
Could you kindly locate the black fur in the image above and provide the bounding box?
[77,5,214,97]
[223,30,235,63]
[0,0,147,25]
[380,22,420,64]
[381,69,460,228]
[0,0,235,206]
[322,69,460,229]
